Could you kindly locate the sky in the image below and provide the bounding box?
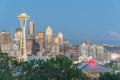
[0,0,120,44]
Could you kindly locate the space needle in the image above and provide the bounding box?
[18,12,29,61]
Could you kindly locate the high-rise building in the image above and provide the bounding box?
[26,39,39,55]
[26,21,35,55]
[54,37,59,44]
[31,39,40,55]
[0,30,11,45]
[28,21,35,39]
[14,28,22,48]
[80,43,88,55]
[52,45,59,56]
[58,32,63,40]
[46,26,53,46]
[14,28,22,41]
[57,32,63,50]
[18,12,29,61]
[0,30,12,55]
[26,39,33,55]
[37,32,44,46]
[96,46,104,62]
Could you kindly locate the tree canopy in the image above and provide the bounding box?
[99,72,120,80]
[0,52,90,80]
[0,51,16,80]
[17,56,90,80]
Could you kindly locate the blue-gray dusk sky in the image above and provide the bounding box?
[0,0,120,44]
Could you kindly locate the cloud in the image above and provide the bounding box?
[103,31,120,40]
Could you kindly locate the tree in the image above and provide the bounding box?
[17,55,90,80]
[0,51,16,80]
[104,61,118,74]
[99,72,120,80]
[0,52,90,80]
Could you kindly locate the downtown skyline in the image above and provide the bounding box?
[0,1,120,79]
[0,0,120,43]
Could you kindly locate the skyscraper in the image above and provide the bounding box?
[57,32,63,50]
[18,12,29,61]
[80,43,88,55]
[96,46,104,62]
[26,39,40,55]
[54,37,59,44]
[58,32,63,40]
[28,21,35,39]
[0,30,11,45]
[37,32,44,46]
[0,30,12,54]
[14,28,22,41]
[46,26,53,46]
[14,28,22,48]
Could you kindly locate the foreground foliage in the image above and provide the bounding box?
[0,52,90,80]
[17,56,90,80]
[3,51,120,80]
[0,51,17,80]
[99,72,120,80]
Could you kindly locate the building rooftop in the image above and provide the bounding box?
[78,60,111,73]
